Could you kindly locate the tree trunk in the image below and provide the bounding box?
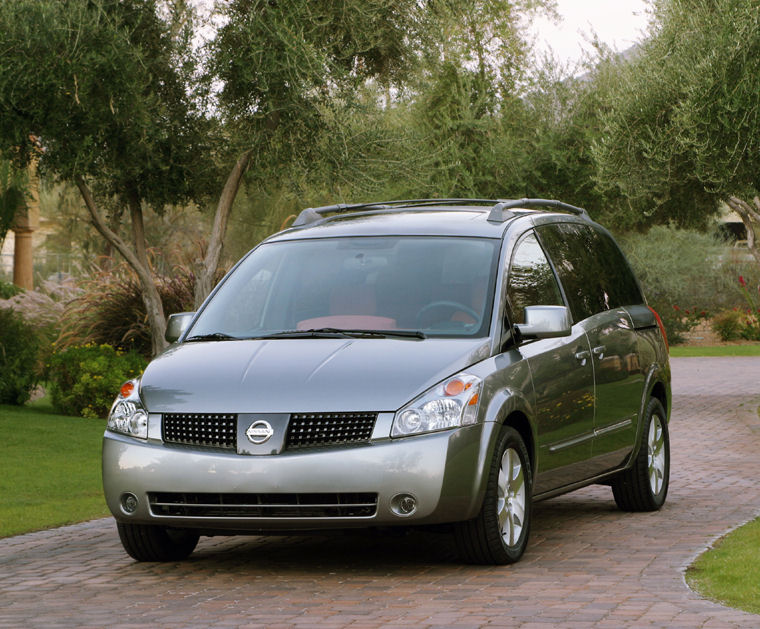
[727,196,760,268]
[193,150,252,309]
[127,190,168,355]
[75,176,168,356]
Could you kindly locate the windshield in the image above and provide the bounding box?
[188,236,500,339]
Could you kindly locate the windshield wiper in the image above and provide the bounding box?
[184,332,238,342]
[252,328,352,339]
[335,328,426,339]
[252,328,425,340]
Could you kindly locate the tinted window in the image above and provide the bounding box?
[593,230,643,307]
[537,223,643,322]
[506,232,564,324]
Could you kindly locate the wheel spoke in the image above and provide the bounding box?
[497,466,508,500]
[497,501,509,532]
[498,447,526,547]
[647,416,666,495]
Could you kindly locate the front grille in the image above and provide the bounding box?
[286,412,377,449]
[162,413,237,450]
[148,492,378,518]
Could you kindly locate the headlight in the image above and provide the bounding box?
[392,373,482,438]
[107,378,148,440]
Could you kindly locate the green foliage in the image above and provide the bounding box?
[711,310,744,342]
[0,0,214,207]
[48,344,147,418]
[0,280,21,299]
[0,401,109,538]
[712,275,760,341]
[617,225,740,343]
[0,307,42,404]
[59,262,196,358]
[594,0,760,224]
[0,157,27,244]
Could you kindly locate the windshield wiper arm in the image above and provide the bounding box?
[184,332,238,342]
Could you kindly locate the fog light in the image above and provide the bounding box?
[121,493,138,514]
[390,493,417,517]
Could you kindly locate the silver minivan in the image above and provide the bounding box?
[103,199,671,564]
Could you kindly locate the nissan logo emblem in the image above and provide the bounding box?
[246,420,274,444]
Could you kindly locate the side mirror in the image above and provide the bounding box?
[515,305,571,339]
[165,312,196,343]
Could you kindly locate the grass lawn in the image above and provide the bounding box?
[0,398,109,538]
[670,344,760,357]
[686,518,760,615]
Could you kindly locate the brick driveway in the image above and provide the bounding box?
[2,357,759,628]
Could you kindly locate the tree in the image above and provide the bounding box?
[593,0,760,262]
[0,0,215,354]
[196,0,424,306]
[0,156,26,248]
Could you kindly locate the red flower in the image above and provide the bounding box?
[739,275,747,287]
[673,305,680,311]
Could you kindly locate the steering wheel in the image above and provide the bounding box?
[416,300,480,327]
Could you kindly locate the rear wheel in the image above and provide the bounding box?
[454,426,532,564]
[117,522,199,561]
[612,397,670,511]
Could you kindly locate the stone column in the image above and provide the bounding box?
[11,157,40,290]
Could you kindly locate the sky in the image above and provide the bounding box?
[529,0,651,67]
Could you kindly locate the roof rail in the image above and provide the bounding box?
[290,197,590,228]
[291,198,504,227]
[487,198,589,223]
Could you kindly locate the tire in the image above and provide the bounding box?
[454,426,532,565]
[117,522,199,561]
[612,397,670,511]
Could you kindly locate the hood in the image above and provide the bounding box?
[139,337,491,414]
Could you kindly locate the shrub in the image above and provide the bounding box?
[58,261,196,359]
[711,309,744,341]
[48,344,148,418]
[0,280,22,299]
[0,307,42,404]
[617,225,750,344]
[0,276,82,376]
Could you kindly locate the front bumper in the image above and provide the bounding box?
[102,420,496,532]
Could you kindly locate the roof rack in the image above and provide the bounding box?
[290,197,589,227]
[291,199,504,227]
[487,198,589,223]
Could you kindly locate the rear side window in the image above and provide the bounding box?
[506,231,564,324]
[537,223,643,322]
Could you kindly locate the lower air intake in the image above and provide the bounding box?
[148,492,378,518]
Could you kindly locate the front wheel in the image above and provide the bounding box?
[454,426,532,564]
[612,397,670,511]
[117,522,199,561]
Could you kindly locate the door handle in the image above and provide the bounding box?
[592,345,606,359]
[574,350,590,364]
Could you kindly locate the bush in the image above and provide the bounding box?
[711,309,744,341]
[617,225,752,344]
[0,276,82,376]
[0,280,22,299]
[48,344,148,418]
[0,307,42,404]
[58,261,196,359]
